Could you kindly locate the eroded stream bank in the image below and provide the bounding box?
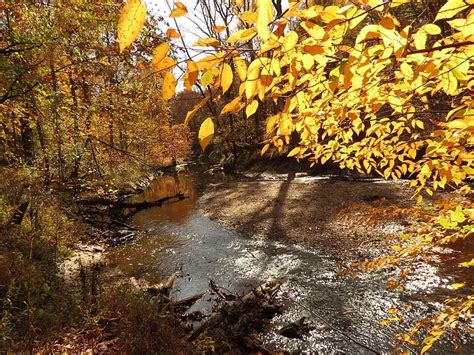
[107,171,473,353]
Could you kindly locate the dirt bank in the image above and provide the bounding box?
[200,177,435,260]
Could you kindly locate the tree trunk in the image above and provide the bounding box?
[19,116,34,164]
[50,59,64,181]
[69,70,81,179]
[36,119,51,184]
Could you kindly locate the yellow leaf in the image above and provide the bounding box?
[196,53,226,70]
[256,0,274,42]
[169,1,187,18]
[166,28,182,39]
[184,60,199,90]
[446,120,468,129]
[392,245,402,252]
[400,62,414,79]
[355,24,380,44]
[153,56,176,72]
[221,96,243,116]
[185,96,210,125]
[431,329,444,337]
[152,43,170,68]
[301,54,315,71]
[301,21,326,40]
[193,37,221,47]
[421,342,434,355]
[415,120,424,129]
[288,147,300,157]
[227,28,256,43]
[239,11,257,24]
[199,117,215,151]
[265,115,277,134]
[234,57,248,81]
[261,143,270,156]
[421,23,442,35]
[450,282,465,290]
[201,69,214,87]
[117,0,147,53]
[388,308,398,314]
[443,71,458,95]
[435,0,469,21]
[246,100,259,117]
[221,63,233,94]
[459,258,474,267]
[283,31,298,52]
[245,58,270,100]
[213,25,226,33]
[349,9,368,30]
[413,29,427,50]
[162,71,176,101]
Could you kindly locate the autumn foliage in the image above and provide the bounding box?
[118,0,472,351]
[1,0,191,185]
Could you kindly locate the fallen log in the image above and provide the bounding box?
[188,276,286,341]
[173,291,206,308]
[147,272,177,297]
[77,193,187,209]
[111,219,138,231]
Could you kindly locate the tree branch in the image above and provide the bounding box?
[408,41,474,55]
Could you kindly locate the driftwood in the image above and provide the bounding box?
[147,272,177,297]
[173,291,206,308]
[111,219,138,231]
[188,277,286,341]
[77,193,186,209]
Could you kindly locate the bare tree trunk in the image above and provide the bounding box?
[10,114,19,154]
[50,59,64,181]
[105,31,115,149]
[19,116,34,164]
[36,119,51,184]
[68,70,81,179]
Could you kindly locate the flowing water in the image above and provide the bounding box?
[107,172,473,353]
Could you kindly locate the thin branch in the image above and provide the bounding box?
[408,41,474,55]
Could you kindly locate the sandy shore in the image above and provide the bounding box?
[200,177,423,260]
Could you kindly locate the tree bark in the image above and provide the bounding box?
[36,118,51,184]
[19,116,34,164]
[50,59,64,181]
[69,70,81,179]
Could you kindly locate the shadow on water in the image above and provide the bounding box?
[107,172,473,353]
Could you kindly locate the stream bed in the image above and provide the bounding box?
[107,172,473,353]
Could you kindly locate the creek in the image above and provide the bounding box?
[107,171,473,353]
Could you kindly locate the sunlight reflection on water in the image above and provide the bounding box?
[106,172,473,353]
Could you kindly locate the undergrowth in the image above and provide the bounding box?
[0,165,188,353]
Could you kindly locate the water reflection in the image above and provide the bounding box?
[107,233,185,283]
[106,173,473,353]
[129,174,198,226]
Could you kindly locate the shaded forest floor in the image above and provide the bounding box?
[0,165,191,353]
